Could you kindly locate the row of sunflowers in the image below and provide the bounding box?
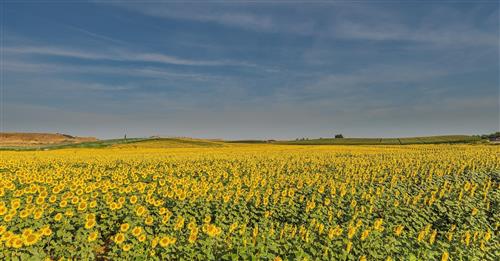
[0,144,498,260]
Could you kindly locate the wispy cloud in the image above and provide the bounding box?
[83,83,135,92]
[106,2,317,35]
[108,2,498,49]
[111,2,275,31]
[4,2,498,138]
[4,45,253,67]
[333,20,498,47]
[4,59,235,83]
[7,77,136,93]
[65,24,129,45]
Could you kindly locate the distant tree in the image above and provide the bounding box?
[490,132,500,138]
[481,132,500,139]
[335,134,344,139]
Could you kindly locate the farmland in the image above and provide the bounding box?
[275,135,483,145]
[0,143,498,260]
[0,134,487,151]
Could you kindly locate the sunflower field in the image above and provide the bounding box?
[0,144,498,260]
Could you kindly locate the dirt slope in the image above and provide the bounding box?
[0,132,97,147]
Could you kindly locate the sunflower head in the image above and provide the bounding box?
[88,231,99,242]
[114,233,126,244]
[120,223,130,232]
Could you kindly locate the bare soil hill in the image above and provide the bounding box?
[0,132,97,147]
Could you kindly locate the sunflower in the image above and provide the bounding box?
[64,209,73,217]
[0,225,6,235]
[187,221,197,230]
[3,214,14,222]
[394,225,404,236]
[22,228,33,239]
[33,210,43,220]
[429,230,437,245]
[346,241,353,253]
[374,219,384,232]
[441,251,449,261]
[159,236,176,247]
[12,237,23,249]
[206,224,221,237]
[35,197,45,205]
[135,206,146,217]
[120,223,130,232]
[161,215,170,225]
[49,195,57,203]
[484,231,492,241]
[158,237,169,247]
[0,205,7,215]
[132,226,142,237]
[11,200,20,209]
[114,233,125,244]
[174,216,185,231]
[59,200,68,208]
[77,202,87,212]
[252,225,259,238]
[229,222,238,232]
[23,233,40,246]
[347,226,357,239]
[361,229,370,241]
[122,244,132,252]
[1,231,13,241]
[54,213,63,221]
[145,216,154,226]
[42,227,52,236]
[188,229,198,244]
[86,213,96,221]
[151,237,159,248]
[88,231,98,242]
[85,219,96,229]
[19,210,30,219]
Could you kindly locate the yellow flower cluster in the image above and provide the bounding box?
[0,144,498,259]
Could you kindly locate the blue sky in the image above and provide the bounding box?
[2,1,499,139]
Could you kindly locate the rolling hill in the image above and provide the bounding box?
[0,133,487,151]
[0,132,97,147]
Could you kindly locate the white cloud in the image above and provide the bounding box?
[107,2,498,49]
[4,45,252,67]
[65,25,129,45]
[114,3,275,31]
[4,59,234,84]
[333,20,498,47]
[105,2,317,35]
